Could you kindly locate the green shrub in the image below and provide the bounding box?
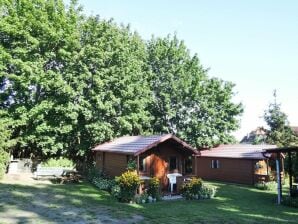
[127,159,137,171]
[92,177,116,192]
[41,157,74,168]
[254,181,277,191]
[111,185,121,200]
[115,170,141,202]
[134,192,149,204]
[181,177,203,200]
[198,183,217,199]
[0,149,9,179]
[86,165,106,181]
[282,196,298,208]
[147,177,161,200]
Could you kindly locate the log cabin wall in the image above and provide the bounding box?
[196,157,256,185]
[95,151,128,177]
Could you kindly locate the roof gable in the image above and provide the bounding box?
[92,134,197,156]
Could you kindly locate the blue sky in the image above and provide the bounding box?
[74,0,298,140]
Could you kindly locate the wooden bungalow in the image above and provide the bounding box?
[92,134,198,191]
[196,144,282,185]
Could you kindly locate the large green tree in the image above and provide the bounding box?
[146,36,243,147]
[1,0,243,161]
[264,91,297,147]
[66,17,153,160]
[0,0,83,158]
[0,0,152,160]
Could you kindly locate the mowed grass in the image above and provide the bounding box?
[0,179,297,224]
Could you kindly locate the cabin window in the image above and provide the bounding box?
[96,153,101,161]
[169,156,177,171]
[139,156,146,172]
[211,160,220,169]
[185,156,193,174]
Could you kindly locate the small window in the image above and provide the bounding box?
[96,153,101,161]
[139,156,146,172]
[211,160,220,169]
[169,156,177,171]
[185,156,193,174]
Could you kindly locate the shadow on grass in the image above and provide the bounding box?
[0,180,297,224]
[0,181,143,223]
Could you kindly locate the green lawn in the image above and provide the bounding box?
[0,179,297,223]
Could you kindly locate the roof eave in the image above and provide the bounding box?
[92,148,135,155]
[134,134,198,156]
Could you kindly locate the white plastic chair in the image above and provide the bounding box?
[167,173,182,193]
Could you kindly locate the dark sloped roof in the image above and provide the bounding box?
[92,134,198,156]
[265,146,298,153]
[198,144,277,159]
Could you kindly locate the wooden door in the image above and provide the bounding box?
[150,154,168,190]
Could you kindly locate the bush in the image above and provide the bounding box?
[41,157,74,168]
[86,165,115,192]
[254,181,277,191]
[115,170,141,202]
[198,183,217,199]
[111,184,121,200]
[147,177,160,200]
[134,192,149,204]
[181,177,203,200]
[127,159,137,171]
[0,149,9,179]
[282,196,298,208]
[86,165,105,181]
[92,177,116,192]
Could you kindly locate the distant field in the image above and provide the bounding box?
[0,175,297,224]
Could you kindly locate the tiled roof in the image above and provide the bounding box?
[92,134,197,156]
[198,144,277,159]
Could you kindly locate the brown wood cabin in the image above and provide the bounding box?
[92,134,199,191]
[196,144,284,185]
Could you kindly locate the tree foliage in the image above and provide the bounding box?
[147,36,243,147]
[264,91,298,147]
[0,0,152,160]
[0,111,13,178]
[0,0,243,161]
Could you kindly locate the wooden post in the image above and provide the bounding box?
[266,159,269,176]
[276,153,282,204]
[137,155,141,194]
[102,152,105,172]
[194,155,197,176]
[289,151,293,196]
[137,155,140,175]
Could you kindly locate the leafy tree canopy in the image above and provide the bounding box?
[0,0,243,161]
[147,35,243,147]
[264,91,298,147]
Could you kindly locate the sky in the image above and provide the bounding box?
[73,0,298,140]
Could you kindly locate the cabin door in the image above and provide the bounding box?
[150,154,168,190]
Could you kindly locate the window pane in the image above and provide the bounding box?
[170,156,177,171]
[185,156,192,174]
